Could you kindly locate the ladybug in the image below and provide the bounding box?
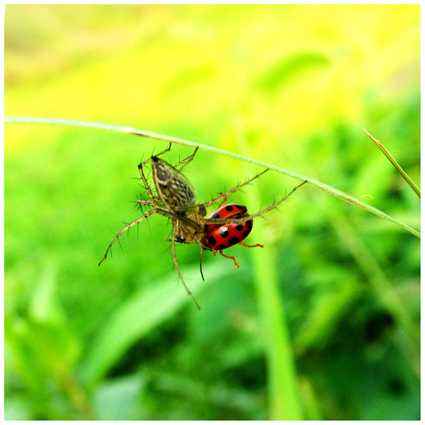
[204,204,253,249]
[200,203,263,272]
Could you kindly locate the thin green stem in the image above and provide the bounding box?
[251,224,303,420]
[5,117,420,238]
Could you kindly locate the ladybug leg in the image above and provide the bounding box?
[239,241,264,249]
[170,220,201,310]
[217,250,240,268]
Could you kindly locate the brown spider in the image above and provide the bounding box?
[99,144,306,309]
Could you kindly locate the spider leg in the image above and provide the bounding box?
[173,146,199,169]
[205,180,308,225]
[137,200,156,207]
[165,237,206,281]
[140,143,172,166]
[166,222,208,282]
[137,143,177,204]
[98,209,161,266]
[159,147,198,189]
[196,169,269,209]
[239,180,307,222]
[138,161,160,203]
[170,220,201,310]
[214,193,228,209]
[172,170,269,215]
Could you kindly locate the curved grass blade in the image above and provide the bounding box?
[5,117,420,238]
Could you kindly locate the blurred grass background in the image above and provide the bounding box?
[4,4,420,420]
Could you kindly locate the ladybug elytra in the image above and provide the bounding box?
[200,203,263,271]
[204,204,253,250]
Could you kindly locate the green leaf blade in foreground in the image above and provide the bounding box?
[79,264,220,389]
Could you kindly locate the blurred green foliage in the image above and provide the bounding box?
[5,4,419,420]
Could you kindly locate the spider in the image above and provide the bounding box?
[99,143,306,309]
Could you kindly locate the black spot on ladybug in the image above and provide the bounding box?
[220,227,229,238]
[217,244,227,250]
[229,237,239,245]
[236,223,243,231]
[246,220,253,230]
[212,212,220,219]
[225,205,234,212]
[243,229,251,238]
[235,204,244,210]
[208,235,217,246]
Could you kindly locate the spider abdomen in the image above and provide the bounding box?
[151,156,196,208]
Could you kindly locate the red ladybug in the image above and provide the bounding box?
[200,204,263,275]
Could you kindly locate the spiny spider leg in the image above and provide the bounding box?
[151,146,198,197]
[199,169,269,209]
[170,220,201,310]
[137,200,156,207]
[146,143,198,189]
[173,240,207,286]
[138,161,160,203]
[174,169,269,213]
[235,179,307,221]
[172,146,199,169]
[203,180,308,226]
[140,143,172,166]
[98,207,175,266]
